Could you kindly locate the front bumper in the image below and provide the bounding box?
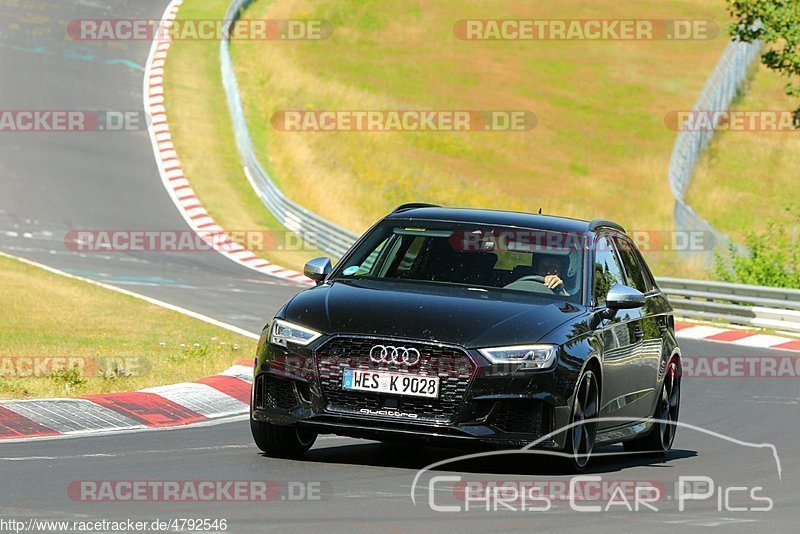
[251,335,575,449]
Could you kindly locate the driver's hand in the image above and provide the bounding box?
[544,275,568,295]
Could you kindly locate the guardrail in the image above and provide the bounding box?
[220,0,359,258]
[657,278,800,333]
[667,40,761,264]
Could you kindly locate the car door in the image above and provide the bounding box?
[613,235,662,419]
[593,235,645,429]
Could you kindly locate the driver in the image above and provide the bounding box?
[537,254,569,296]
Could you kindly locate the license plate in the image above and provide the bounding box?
[342,369,439,398]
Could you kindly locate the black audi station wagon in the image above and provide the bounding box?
[251,204,682,470]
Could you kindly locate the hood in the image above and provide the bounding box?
[281,279,587,348]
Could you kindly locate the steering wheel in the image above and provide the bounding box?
[508,274,567,295]
[513,275,546,284]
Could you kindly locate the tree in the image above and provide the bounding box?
[726,0,800,126]
[713,208,800,289]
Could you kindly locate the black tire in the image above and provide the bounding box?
[560,368,600,473]
[623,358,681,456]
[251,419,317,458]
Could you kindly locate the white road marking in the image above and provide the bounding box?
[675,325,728,339]
[732,334,792,348]
[220,365,255,382]
[0,435,357,459]
[140,382,248,417]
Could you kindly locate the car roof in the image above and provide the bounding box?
[385,206,621,234]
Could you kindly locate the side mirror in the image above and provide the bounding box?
[304,257,332,284]
[605,284,645,310]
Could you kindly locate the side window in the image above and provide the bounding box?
[593,236,625,305]
[632,246,657,292]
[613,236,649,293]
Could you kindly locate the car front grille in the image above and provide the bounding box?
[315,337,476,423]
[491,400,551,436]
[254,374,299,410]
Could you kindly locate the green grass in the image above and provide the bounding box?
[687,62,800,242]
[0,254,256,399]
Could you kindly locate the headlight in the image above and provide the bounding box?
[478,345,557,370]
[269,319,322,347]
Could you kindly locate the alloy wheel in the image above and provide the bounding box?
[571,370,599,469]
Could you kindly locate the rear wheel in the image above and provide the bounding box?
[561,369,599,472]
[624,358,681,455]
[251,419,317,458]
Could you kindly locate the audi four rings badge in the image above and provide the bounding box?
[369,345,421,365]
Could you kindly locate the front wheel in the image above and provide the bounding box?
[251,419,317,458]
[561,369,599,473]
[623,358,681,455]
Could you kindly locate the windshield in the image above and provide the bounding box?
[332,221,585,303]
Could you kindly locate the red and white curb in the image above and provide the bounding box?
[143,0,312,286]
[676,322,800,352]
[0,360,254,441]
